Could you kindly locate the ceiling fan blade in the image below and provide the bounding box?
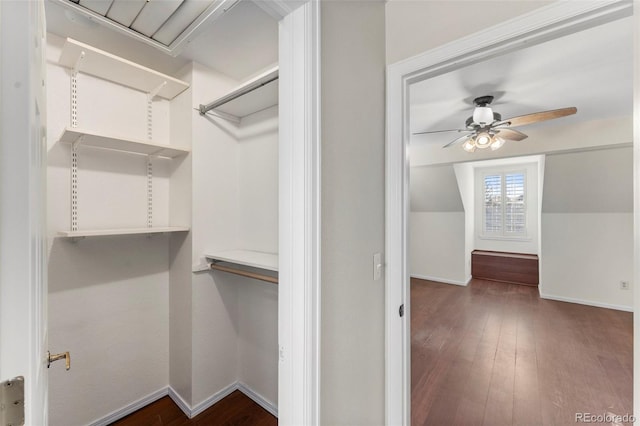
[496,128,528,141]
[442,134,471,149]
[500,107,577,127]
[413,129,470,136]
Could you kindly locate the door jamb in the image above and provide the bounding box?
[278,1,321,425]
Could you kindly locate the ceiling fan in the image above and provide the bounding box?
[414,95,577,152]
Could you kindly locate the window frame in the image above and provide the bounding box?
[479,168,530,241]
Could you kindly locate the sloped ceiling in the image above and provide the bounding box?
[409,15,633,216]
[542,147,632,213]
[410,165,463,212]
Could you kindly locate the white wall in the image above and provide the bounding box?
[541,213,633,310]
[187,62,279,408]
[46,33,171,425]
[236,106,279,405]
[320,1,386,424]
[188,63,241,407]
[385,0,551,65]
[409,165,467,284]
[454,163,475,280]
[540,147,633,310]
[237,106,279,254]
[409,212,466,284]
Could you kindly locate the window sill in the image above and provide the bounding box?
[478,235,532,242]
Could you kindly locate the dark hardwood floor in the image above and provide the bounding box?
[411,278,633,426]
[110,391,276,426]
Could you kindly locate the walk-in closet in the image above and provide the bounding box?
[44,1,280,424]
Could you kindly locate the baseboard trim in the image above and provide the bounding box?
[190,382,239,418]
[237,381,278,417]
[167,386,192,418]
[411,274,470,286]
[87,382,278,424]
[88,387,168,426]
[539,292,633,312]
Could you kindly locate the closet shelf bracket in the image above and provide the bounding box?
[147,81,167,101]
[72,51,85,74]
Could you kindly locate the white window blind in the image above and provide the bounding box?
[483,172,526,236]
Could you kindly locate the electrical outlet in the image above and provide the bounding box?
[620,281,630,290]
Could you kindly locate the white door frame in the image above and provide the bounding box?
[0,0,48,424]
[385,1,635,424]
[278,1,321,425]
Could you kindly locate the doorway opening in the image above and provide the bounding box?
[385,2,636,424]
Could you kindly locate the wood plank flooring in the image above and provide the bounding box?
[411,278,633,426]
[110,391,277,426]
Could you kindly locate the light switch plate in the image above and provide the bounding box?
[373,253,382,280]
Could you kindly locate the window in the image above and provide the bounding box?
[482,171,526,237]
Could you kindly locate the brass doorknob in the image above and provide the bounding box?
[47,351,70,371]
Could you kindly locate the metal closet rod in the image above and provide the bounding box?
[210,262,278,284]
[198,74,279,116]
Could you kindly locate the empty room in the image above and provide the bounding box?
[407,12,633,426]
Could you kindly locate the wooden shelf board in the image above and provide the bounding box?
[205,249,279,272]
[58,227,190,238]
[59,127,189,158]
[59,38,189,100]
[210,66,278,119]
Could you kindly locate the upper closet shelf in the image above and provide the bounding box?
[59,127,190,158]
[59,227,190,238]
[205,249,279,272]
[59,38,189,100]
[199,66,278,121]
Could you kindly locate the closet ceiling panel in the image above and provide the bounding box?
[47,0,279,81]
[130,0,184,37]
[78,0,113,15]
[152,0,214,45]
[106,0,146,27]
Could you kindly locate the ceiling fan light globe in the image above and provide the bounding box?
[463,139,476,152]
[473,107,494,125]
[475,132,491,148]
[490,136,505,151]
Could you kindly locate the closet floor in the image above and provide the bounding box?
[110,391,276,426]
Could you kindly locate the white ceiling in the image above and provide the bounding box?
[410,15,633,148]
[45,0,278,81]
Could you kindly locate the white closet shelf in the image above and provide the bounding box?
[205,250,279,272]
[59,38,189,100]
[201,66,278,120]
[59,127,190,158]
[58,227,190,238]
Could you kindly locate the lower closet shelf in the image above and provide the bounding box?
[58,226,190,238]
[205,250,278,284]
